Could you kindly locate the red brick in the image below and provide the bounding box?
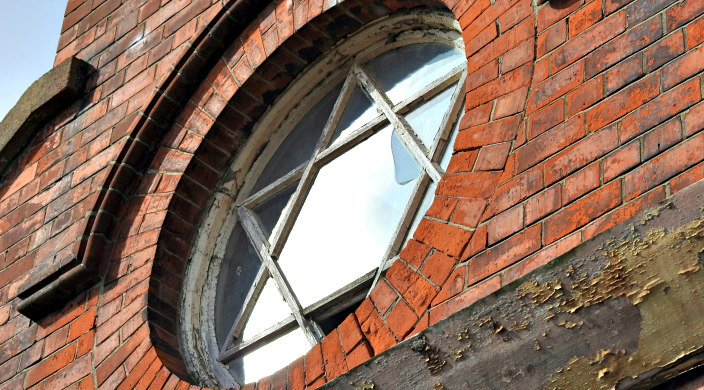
[685,101,704,137]
[584,187,667,240]
[430,275,500,325]
[26,343,76,387]
[288,356,305,390]
[466,60,499,92]
[662,45,704,90]
[385,261,438,315]
[643,118,683,160]
[644,30,685,72]
[467,225,542,286]
[494,87,529,119]
[455,115,521,150]
[685,14,704,48]
[487,204,524,245]
[544,180,622,244]
[563,162,600,204]
[666,0,704,31]
[421,251,456,286]
[566,75,603,117]
[474,142,512,171]
[437,171,501,199]
[529,99,564,138]
[69,307,96,341]
[586,72,660,132]
[426,197,459,221]
[431,266,466,306]
[462,223,487,261]
[526,61,584,114]
[620,78,701,142]
[624,132,704,200]
[537,20,566,58]
[498,1,532,33]
[451,198,487,228]
[359,308,396,355]
[502,231,582,285]
[345,342,372,369]
[604,53,643,96]
[552,12,626,71]
[305,343,324,385]
[487,165,544,217]
[626,0,676,25]
[525,184,562,225]
[337,314,363,354]
[502,39,534,74]
[465,23,498,57]
[670,162,704,193]
[569,0,602,38]
[446,150,479,173]
[466,63,532,109]
[43,326,69,357]
[603,140,640,182]
[545,123,618,185]
[459,103,492,128]
[385,299,417,340]
[536,0,581,32]
[321,330,347,381]
[369,280,397,315]
[584,16,662,78]
[399,239,431,269]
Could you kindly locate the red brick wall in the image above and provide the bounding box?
[0,0,703,389]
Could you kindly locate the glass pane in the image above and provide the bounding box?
[252,182,298,238]
[440,109,461,169]
[390,131,421,185]
[215,224,262,348]
[279,125,419,306]
[239,328,310,383]
[405,85,456,149]
[366,43,465,105]
[252,83,342,193]
[241,278,292,341]
[330,85,379,144]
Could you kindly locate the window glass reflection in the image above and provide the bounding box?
[330,85,379,144]
[241,278,292,341]
[405,85,456,150]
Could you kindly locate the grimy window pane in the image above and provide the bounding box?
[252,84,342,193]
[279,125,418,306]
[215,224,262,347]
[239,327,310,383]
[405,85,456,150]
[241,278,292,341]
[366,43,465,105]
[330,85,379,144]
[252,182,298,238]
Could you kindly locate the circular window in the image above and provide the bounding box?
[181,9,467,387]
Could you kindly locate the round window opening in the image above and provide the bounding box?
[181,9,467,387]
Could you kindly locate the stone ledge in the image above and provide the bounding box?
[323,178,704,390]
[0,56,91,174]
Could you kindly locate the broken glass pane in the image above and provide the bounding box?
[241,278,292,341]
[390,131,421,185]
[279,125,418,307]
[405,85,455,150]
[366,43,465,105]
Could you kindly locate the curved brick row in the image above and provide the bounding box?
[0,0,702,389]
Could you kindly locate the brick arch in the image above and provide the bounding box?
[115,0,540,389]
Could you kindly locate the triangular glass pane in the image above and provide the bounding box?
[252,181,298,238]
[252,83,342,194]
[440,106,462,170]
[241,278,292,341]
[366,43,465,105]
[214,224,262,348]
[330,85,379,144]
[405,85,456,150]
[390,131,421,185]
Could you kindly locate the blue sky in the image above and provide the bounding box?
[0,1,66,119]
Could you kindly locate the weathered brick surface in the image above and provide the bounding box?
[0,0,703,389]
